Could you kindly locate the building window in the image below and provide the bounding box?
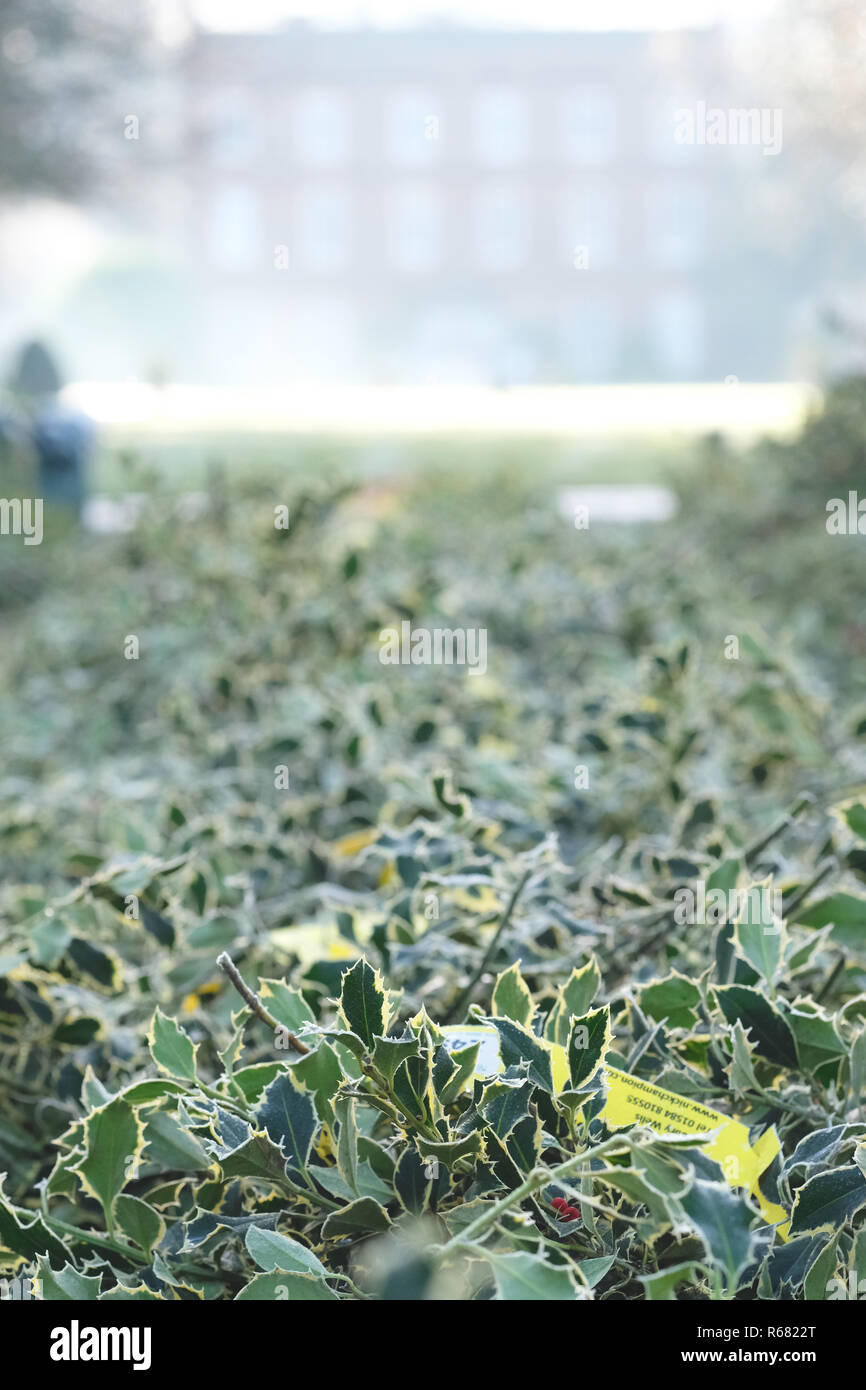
[292,186,352,273]
[646,97,698,164]
[387,183,442,272]
[560,186,617,269]
[385,90,439,167]
[205,88,257,169]
[292,88,351,168]
[206,184,261,272]
[472,87,530,167]
[559,88,616,165]
[650,291,703,376]
[647,183,706,268]
[560,295,619,379]
[473,185,530,271]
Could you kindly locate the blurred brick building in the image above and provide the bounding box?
[180,23,786,384]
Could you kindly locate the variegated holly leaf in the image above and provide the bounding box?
[73,1097,143,1229]
[567,1005,611,1088]
[256,1074,318,1180]
[789,1165,866,1235]
[339,958,389,1046]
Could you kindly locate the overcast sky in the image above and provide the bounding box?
[191,0,781,33]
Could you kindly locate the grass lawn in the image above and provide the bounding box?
[95,428,701,495]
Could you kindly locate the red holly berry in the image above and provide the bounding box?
[551,1196,581,1223]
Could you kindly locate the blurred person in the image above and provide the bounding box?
[8,340,95,517]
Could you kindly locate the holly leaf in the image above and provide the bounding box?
[733,906,786,985]
[728,1018,760,1092]
[371,1031,419,1086]
[545,958,602,1045]
[639,1261,701,1300]
[245,1225,328,1278]
[235,1270,338,1300]
[321,1197,391,1237]
[482,1015,553,1092]
[639,974,701,1030]
[678,1179,758,1291]
[338,958,388,1047]
[479,1249,581,1300]
[840,802,866,842]
[148,1008,198,1083]
[492,962,534,1028]
[796,893,866,948]
[291,1041,344,1121]
[0,1177,68,1264]
[73,1097,142,1228]
[335,1094,360,1196]
[256,1074,318,1180]
[35,1258,102,1301]
[715,986,797,1067]
[259,978,316,1033]
[394,1145,435,1215]
[114,1195,164,1258]
[787,1008,847,1084]
[567,1005,611,1088]
[789,1166,866,1235]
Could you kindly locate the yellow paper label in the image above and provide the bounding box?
[603,1067,788,1236]
[440,1026,788,1237]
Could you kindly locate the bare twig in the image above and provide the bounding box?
[744,793,814,868]
[783,856,837,920]
[444,869,532,1023]
[815,952,846,1005]
[217,951,310,1055]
